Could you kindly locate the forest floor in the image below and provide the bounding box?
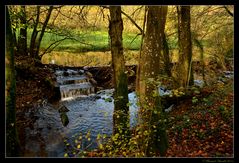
[14,55,234,157]
[165,77,233,157]
[15,55,57,154]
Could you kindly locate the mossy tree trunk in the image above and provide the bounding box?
[176,6,194,88]
[109,6,130,142]
[137,6,168,156]
[6,6,20,157]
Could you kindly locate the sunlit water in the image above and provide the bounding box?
[24,68,139,157]
[24,67,213,157]
[25,90,138,157]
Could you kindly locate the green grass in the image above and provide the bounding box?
[19,28,142,53]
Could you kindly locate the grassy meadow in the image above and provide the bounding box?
[18,27,211,67]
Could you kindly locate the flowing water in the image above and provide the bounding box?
[24,68,139,157]
[24,67,201,157]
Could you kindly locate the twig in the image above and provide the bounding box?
[223,5,233,17]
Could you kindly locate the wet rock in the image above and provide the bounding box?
[223,71,233,78]
[78,70,84,75]
[60,112,69,127]
[165,104,174,113]
[49,86,61,103]
[95,96,101,99]
[58,105,69,113]
[194,80,204,88]
[63,71,69,76]
[86,71,93,78]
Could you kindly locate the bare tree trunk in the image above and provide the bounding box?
[136,6,147,94]
[176,6,194,88]
[6,6,20,157]
[193,37,206,85]
[30,6,40,59]
[109,6,130,143]
[35,6,53,61]
[17,6,27,56]
[138,6,168,156]
[12,27,18,50]
[34,6,53,62]
[162,33,172,77]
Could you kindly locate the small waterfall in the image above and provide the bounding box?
[55,69,95,101]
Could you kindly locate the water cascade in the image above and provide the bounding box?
[55,69,95,101]
[23,68,138,157]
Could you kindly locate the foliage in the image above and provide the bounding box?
[11,5,233,158]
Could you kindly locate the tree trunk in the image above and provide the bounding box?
[176,6,194,88]
[12,27,18,50]
[30,6,40,59]
[162,33,172,77]
[6,6,20,157]
[193,37,206,85]
[35,6,53,61]
[136,6,147,94]
[137,6,168,156]
[17,6,27,56]
[109,6,130,143]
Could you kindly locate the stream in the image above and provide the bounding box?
[23,68,139,157]
[24,67,229,157]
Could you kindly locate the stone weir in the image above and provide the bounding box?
[53,67,97,101]
[46,64,137,100]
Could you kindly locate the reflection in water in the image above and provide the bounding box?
[24,68,138,157]
[24,90,138,157]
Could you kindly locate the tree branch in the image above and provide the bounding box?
[121,10,144,35]
[101,6,144,35]
[223,6,233,17]
[40,37,72,57]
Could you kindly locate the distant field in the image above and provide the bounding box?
[22,28,142,53]
[15,28,212,67]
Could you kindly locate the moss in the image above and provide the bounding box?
[60,112,69,127]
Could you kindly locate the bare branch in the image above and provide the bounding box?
[40,37,71,57]
[130,33,141,45]
[223,5,233,17]
[200,22,233,41]
[131,6,144,17]
[121,10,144,35]
[101,5,144,35]
[58,8,74,20]
[51,7,61,26]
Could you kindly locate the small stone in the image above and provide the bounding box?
[63,71,69,76]
[95,96,101,99]
[58,105,70,113]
